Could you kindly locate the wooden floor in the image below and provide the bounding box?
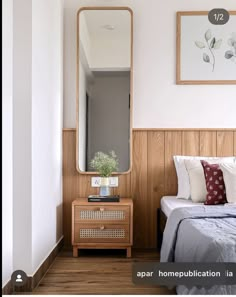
[33,248,176,295]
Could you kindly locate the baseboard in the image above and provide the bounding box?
[2,279,12,295]
[2,237,64,295]
[31,236,64,289]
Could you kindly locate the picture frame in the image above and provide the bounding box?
[176,11,236,85]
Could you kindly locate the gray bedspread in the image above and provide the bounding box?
[160,205,236,295]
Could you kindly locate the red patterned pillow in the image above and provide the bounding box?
[201,160,227,205]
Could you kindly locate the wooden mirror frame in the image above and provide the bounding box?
[76,7,133,175]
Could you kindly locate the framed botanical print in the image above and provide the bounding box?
[176,11,236,84]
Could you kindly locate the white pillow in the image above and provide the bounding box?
[173,156,236,200]
[184,160,207,202]
[185,158,236,203]
[219,163,236,203]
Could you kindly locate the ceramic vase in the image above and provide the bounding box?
[99,177,110,196]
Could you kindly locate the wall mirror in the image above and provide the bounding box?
[76,7,133,174]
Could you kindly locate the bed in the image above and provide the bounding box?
[159,197,236,295]
[160,196,203,218]
[157,196,203,249]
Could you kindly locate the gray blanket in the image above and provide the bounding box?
[160,205,236,295]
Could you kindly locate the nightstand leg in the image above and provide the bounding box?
[73,247,78,257]
[126,247,131,258]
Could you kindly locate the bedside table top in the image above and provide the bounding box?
[72,197,133,206]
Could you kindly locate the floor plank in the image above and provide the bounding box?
[33,249,176,295]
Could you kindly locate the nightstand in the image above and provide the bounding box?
[72,198,133,257]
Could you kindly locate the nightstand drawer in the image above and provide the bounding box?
[72,198,133,257]
[74,223,130,243]
[74,205,130,223]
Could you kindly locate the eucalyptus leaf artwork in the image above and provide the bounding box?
[225,32,236,63]
[203,53,210,63]
[177,11,236,84]
[195,29,222,72]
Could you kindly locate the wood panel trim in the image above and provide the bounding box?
[63,128,76,131]
[133,128,236,131]
[64,128,236,132]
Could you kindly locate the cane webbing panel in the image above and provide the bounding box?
[80,229,125,238]
[80,210,125,220]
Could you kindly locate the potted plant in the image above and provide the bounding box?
[90,151,119,196]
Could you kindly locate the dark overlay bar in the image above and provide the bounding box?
[132,263,236,286]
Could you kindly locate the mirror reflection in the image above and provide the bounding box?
[77,8,132,173]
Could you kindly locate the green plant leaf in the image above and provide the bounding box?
[225,50,234,59]
[214,39,222,49]
[203,53,210,63]
[195,41,205,49]
[210,37,216,48]
[90,151,119,177]
[205,29,212,41]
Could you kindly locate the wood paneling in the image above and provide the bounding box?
[113,173,131,198]
[63,129,236,249]
[164,131,182,195]
[182,131,199,155]
[217,131,234,156]
[131,131,148,248]
[234,132,236,156]
[200,131,216,156]
[147,132,165,248]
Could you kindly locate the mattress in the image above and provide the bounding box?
[160,206,236,295]
[160,196,203,218]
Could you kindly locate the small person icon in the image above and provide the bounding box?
[16,274,23,282]
[11,270,27,286]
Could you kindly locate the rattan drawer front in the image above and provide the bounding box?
[74,206,130,223]
[74,224,130,243]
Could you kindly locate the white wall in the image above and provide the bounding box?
[2,0,13,287]
[13,0,33,274]
[3,0,63,285]
[63,0,236,128]
[80,12,92,67]
[31,0,63,272]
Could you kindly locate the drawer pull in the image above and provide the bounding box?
[100,207,105,212]
[100,226,105,230]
